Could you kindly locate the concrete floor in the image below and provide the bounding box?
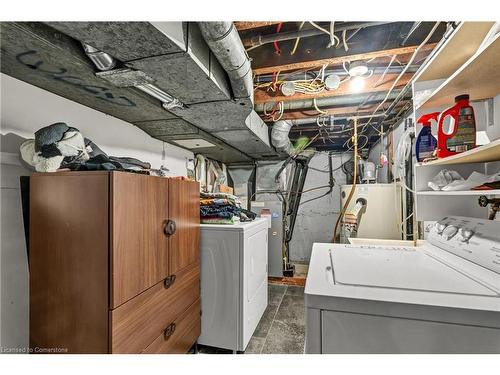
[198,283,306,354]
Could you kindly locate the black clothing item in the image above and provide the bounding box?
[65,154,151,172]
[240,209,257,221]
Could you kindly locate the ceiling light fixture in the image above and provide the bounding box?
[96,68,184,110]
[350,76,366,92]
[136,83,184,110]
[348,61,369,77]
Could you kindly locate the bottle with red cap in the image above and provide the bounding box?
[437,94,477,158]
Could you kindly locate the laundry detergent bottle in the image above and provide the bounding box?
[416,112,439,162]
[437,94,476,158]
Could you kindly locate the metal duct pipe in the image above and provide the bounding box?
[198,22,253,100]
[82,43,116,71]
[255,90,404,113]
[243,22,394,48]
[271,120,294,155]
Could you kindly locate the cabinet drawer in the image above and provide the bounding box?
[142,299,201,354]
[110,264,200,353]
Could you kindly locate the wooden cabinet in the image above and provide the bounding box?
[168,178,200,276]
[29,171,200,354]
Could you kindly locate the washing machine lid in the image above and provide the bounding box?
[331,245,499,297]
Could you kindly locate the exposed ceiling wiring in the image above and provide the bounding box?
[290,21,306,55]
[309,21,340,47]
[313,98,329,115]
[342,29,348,51]
[273,22,283,55]
[360,21,441,134]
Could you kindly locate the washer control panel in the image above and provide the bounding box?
[428,216,500,274]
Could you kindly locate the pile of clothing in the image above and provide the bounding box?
[20,122,167,176]
[200,192,256,224]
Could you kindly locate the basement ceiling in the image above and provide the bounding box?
[0,21,449,161]
[237,21,449,152]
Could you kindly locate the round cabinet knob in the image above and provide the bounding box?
[435,222,447,234]
[442,225,458,240]
[458,228,474,242]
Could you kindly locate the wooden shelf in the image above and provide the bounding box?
[417,189,500,196]
[417,33,500,110]
[416,22,495,83]
[416,138,500,166]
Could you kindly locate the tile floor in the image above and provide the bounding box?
[292,263,309,278]
[198,283,306,354]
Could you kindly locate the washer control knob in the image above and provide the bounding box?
[458,228,474,242]
[442,225,458,240]
[435,222,447,234]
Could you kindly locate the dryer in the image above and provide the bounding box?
[198,218,268,352]
[305,216,500,353]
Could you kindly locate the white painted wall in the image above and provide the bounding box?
[0,74,193,174]
[0,73,193,350]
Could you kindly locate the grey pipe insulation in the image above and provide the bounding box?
[197,22,254,100]
[255,90,404,113]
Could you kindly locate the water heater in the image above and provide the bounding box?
[340,183,404,240]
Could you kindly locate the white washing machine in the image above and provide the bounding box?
[305,216,500,353]
[198,218,268,352]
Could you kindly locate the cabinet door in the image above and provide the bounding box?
[30,172,109,353]
[168,179,200,276]
[111,172,169,307]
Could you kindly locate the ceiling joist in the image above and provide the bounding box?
[252,43,437,75]
[234,21,281,31]
[253,72,413,104]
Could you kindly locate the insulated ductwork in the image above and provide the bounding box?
[82,40,186,111]
[271,120,294,155]
[1,22,277,162]
[197,22,253,100]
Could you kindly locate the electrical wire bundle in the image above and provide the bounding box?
[254,65,334,96]
[263,101,284,121]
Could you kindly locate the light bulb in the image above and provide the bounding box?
[348,61,369,77]
[350,76,365,92]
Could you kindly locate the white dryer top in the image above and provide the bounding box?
[200,217,268,232]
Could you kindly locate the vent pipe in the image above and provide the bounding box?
[197,22,253,100]
[271,120,294,155]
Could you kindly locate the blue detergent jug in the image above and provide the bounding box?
[416,112,439,162]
